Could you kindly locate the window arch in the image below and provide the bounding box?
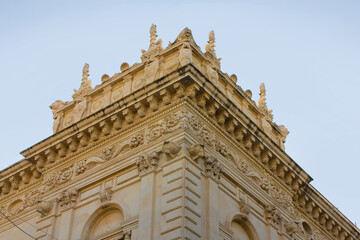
[81,203,128,240]
[230,220,252,240]
[226,213,259,240]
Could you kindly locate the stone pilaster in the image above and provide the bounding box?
[160,158,202,240]
[136,153,159,240]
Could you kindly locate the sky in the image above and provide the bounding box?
[0,0,359,226]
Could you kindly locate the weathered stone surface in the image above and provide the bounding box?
[0,25,358,240]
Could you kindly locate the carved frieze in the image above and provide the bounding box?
[147,113,181,142]
[11,131,144,213]
[0,25,356,240]
[237,159,295,214]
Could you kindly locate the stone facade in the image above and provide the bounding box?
[0,25,358,240]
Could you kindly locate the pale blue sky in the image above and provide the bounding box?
[0,0,359,226]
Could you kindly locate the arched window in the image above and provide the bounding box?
[226,213,259,240]
[81,204,126,240]
[230,220,253,240]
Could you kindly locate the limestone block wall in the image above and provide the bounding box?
[0,101,351,240]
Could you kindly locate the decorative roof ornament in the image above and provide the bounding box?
[72,63,93,101]
[81,63,89,85]
[205,30,216,53]
[204,30,221,70]
[150,24,157,46]
[257,83,273,121]
[141,24,163,63]
[173,27,197,46]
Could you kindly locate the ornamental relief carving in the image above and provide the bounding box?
[265,205,282,227]
[146,112,182,142]
[14,131,144,213]
[136,151,159,176]
[160,110,295,214]
[58,188,78,210]
[204,157,223,180]
[187,144,223,181]
[238,159,294,214]
[136,140,181,176]
[146,110,236,164]
[284,218,315,240]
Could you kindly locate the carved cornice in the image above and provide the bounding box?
[0,32,358,238]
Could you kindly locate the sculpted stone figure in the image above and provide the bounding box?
[70,63,93,124]
[50,100,66,133]
[72,95,87,123]
[0,25,356,240]
[257,83,273,121]
[179,42,192,66]
[205,30,215,53]
[141,25,163,83]
[144,58,159,83]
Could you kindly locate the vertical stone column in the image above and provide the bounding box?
[265,205,283,240]
[160,158,202,240]
[136,152,159,240]
[56,189,78,240]
[206,175,220,239]
[137,171,156,240]
[203,157,222,240]
[186,143,223,239]
[35,200,57,240]
[58,208,75,240]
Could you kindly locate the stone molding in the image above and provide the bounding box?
[1,100,358,238]
[0,25,358,238]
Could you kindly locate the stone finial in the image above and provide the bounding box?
[72,63,93,101]
[205,30,215,53]
[150,24,157,46]
[257,83,273,121]
[82,63,89,85]
[141,24,163,63]
[258,83,267,109]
